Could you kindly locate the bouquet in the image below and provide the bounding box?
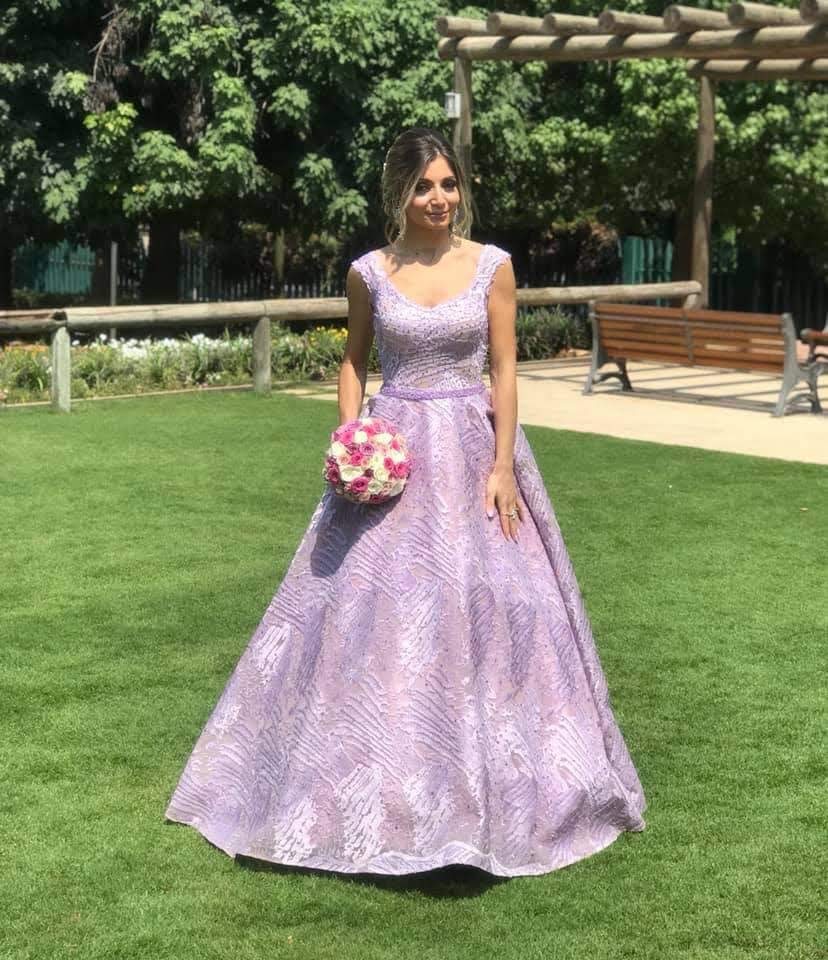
[323,416,412,504]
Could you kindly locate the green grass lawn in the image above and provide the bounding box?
[1,391,825,960]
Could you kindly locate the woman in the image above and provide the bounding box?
[165,127,647,878]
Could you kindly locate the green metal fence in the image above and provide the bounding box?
[12,234,827,333]
[13,240,97,295]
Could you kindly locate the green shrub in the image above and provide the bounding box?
[1,311,580,404]
[515,306,591,361]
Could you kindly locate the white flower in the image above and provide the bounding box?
[374,432,392,444]
[353,429,368,443]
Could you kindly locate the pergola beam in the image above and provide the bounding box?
[542,14,606,36]
[800,0,828,21]
[728,3,808,27]
[687,55,828,77]
[597,10,671,34]
[664,5,732,31]
[437,24,828,62]
[486,13,546,35]
[435,16,488,37]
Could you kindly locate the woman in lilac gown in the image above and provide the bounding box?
[165,127,647,877]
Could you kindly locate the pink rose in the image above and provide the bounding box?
[383,456,395,472]
[348,451,363,466]
[390,438,400,450]
[358,442,375,457]
[350,476,369,493]
[393,461,409,479]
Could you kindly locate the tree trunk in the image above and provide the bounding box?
[142,213,181,304]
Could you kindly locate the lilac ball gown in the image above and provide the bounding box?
[164,243,647,877]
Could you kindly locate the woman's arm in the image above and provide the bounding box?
[485,257,523,541]
[338,266,374,425]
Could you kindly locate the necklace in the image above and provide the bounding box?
[392,239,453,266]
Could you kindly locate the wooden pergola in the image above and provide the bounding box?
[437,1,828,306]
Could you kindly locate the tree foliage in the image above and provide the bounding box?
[2,0,826,303]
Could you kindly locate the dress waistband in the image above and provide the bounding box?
[378,382,488,400]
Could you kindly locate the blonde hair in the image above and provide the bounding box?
[380,127,472,244]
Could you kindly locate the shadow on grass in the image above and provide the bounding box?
[235,853,509,898]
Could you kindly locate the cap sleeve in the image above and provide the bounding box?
[476,244,512,299]
[349,252,378,298]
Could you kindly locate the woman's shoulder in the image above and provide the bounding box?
[348,248,385,296]
[477,239,511,261]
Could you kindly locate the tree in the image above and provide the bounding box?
[0,0,107,308]
[50,0,265,302]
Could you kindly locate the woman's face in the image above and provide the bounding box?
[404,154,460,233]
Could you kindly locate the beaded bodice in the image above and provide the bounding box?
[350,244,511,392]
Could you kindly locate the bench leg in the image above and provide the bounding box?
[807,365,823,414]
[617,358,633,391]
[582,343,601,395]
[773,365,800,417]
[583,355,633,395]
[774,364,824,416]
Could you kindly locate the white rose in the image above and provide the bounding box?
[374,432,392,444]
[353,429,368,443]
[339,464,363,481]
[388,448,404,463]
[373,466,389,483]
[367,479,384,494]
[330,441,348,458]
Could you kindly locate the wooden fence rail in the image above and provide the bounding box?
[0,281,702,413]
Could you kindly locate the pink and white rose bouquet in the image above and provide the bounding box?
[322,416,412,504]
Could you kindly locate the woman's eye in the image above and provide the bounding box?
[443,180,457,190]
[415,182,430,193]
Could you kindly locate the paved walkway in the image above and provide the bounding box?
[279,354,827,466]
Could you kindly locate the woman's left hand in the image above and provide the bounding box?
[485,464,523,541]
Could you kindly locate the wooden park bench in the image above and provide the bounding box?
[583,302,827,416]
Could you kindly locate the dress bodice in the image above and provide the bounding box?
[349,243,511,392]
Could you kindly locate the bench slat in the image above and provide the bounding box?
[691,349,784,372]
[595,302,685,320]
[600,320,689,339]
[684,308,782,329]
[690,329,784,346]
[602,337,691,359]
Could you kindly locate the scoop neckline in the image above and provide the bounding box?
[371,244,489,311]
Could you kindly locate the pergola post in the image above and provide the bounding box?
[452,56,473,230]
[691,74,716,307]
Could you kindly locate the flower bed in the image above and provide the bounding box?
[0,308,588,404]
